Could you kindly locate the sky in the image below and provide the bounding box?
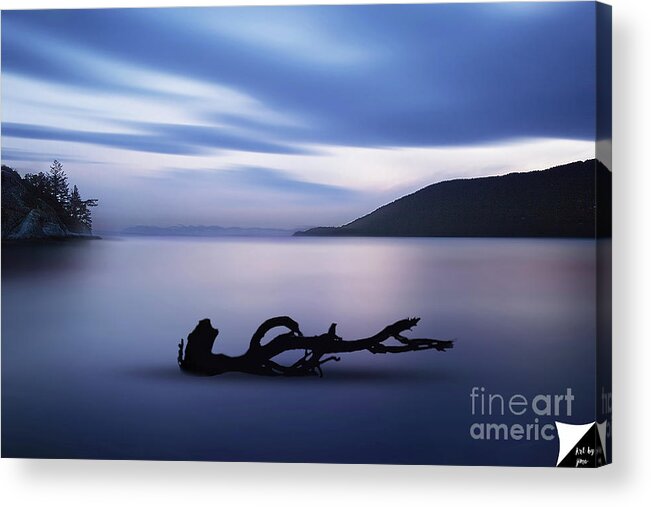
[1,3,602,231]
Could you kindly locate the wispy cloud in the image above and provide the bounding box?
[2,121,307,156]
[153,166,357,202]
[1,147,97,165]
[2,122,203,156]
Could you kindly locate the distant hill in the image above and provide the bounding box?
[122,224,298,237]
[295,160,611,238]
[2,165,96,240]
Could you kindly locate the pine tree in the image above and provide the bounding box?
[69,185,84,222]
[49,160,69,209]
[79,198,98,230]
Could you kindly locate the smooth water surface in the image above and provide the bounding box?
[2,237,596,465]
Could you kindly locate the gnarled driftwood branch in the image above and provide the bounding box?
[178,317,453,377]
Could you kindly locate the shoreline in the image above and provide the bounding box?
[2,235,102,244]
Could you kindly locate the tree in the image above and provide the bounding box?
[49,160,69,208]
[178,316,453,377]
[67,183,99,232]
[79,198,98,230]
[24,160,98,233]
[69,185,84,221]
[24,171,53,197]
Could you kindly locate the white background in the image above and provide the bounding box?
[0,0,649,505]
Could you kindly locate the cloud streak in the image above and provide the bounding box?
[2,121,307,156]
[154,166,357,202]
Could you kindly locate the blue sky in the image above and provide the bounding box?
[1,3,599,230]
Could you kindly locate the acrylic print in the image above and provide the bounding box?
[1,2,611,466]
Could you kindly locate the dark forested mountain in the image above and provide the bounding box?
[295,160,611,238]
[2,163,98,240]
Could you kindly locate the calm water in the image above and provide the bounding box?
[1,237,597,465]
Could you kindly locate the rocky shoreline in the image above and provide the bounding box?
[2,165,98,241]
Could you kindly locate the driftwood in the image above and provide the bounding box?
[178,316,453,377]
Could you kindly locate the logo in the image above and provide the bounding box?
[555,421,608,467]
[469,386,574,442]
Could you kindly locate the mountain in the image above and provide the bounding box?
[122,225,298,237]
[295,160,611,238]
[1,165,95,240]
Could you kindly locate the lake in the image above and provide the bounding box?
[1,236,598,465]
